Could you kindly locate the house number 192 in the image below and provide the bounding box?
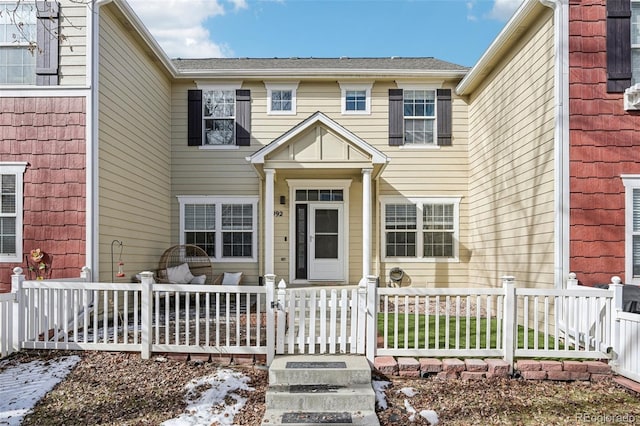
[274,211,283,217]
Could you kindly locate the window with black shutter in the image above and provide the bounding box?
[187,88,251,146]
[388,88,452,146]
[606,0,632,93]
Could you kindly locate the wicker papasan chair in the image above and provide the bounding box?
[156,244,215,285]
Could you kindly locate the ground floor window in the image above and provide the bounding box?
[177,196,258,262]
[381,197,460,261]
[0,163,26,263]
[622,176,640,283]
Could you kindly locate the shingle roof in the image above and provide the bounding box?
[172,57,469,73]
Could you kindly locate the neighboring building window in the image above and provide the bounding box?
[265,82,298,115]
[188,85,251,147]
[382,197,460,261]
[0,3,36,85]
[389,87,452,147]
[403,89,436,144]
[0,163,26,263]
[632,1,640,85]
[339,82,372,114]
[178,196,258,262]
[622,175,640,283]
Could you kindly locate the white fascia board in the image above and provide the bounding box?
[110,0,178,78]
[248,112,388,165]
[456,0,545,95]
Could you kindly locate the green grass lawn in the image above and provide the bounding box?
[378,313,566,350]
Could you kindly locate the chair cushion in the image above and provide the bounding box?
[222,272,242,285]
[190,274,207,285]
[167,263,195,284]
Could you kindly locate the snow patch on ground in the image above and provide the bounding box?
[161,368,254,426]
[0,355,80,426]
[372,379,391,410]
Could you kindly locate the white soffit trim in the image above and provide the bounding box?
[247,111,389,165]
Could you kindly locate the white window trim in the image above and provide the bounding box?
[0,162,27,263]
[339,82,372,115]
[195,82,242,150]
[396,83,441,147]
[622,175,640,284]
[177,195,259,263]
[380,196,461,263]
[265,81,299,115]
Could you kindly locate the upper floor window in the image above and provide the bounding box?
[265,82,298,115]
[632,1,640,85]
[0,162,26,263]
[403,89,436,144]
[203,89,235,145]
[178,196,258,262]
[0,3,36,85]
[382,197,460,262]
[0,2,59,86]
[389,86,452,147]
[339,82,372,115]
[188,85,251,148]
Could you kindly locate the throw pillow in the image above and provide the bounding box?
[222,272,242,285]
[190,275,207,285]
[166,263,195,284]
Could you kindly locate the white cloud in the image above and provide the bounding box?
[126,0,236,59]
[466,1,478,22]
[488,0,524,21]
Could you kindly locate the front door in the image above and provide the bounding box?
[294,201,345,281]
[308,204,343,280]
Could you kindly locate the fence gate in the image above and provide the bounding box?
[273,281,367,355]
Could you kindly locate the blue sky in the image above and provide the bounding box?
[128,0,524,68]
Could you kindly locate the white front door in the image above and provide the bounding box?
[308,204,344,281]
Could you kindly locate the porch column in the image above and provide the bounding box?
[265,169,275,275]
[362,168,372,277]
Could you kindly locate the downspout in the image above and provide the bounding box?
[540,0,569,288]
[88,0,113,279]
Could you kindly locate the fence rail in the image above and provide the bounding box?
[2,267,639,383]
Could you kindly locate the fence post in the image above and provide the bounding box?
[566,272,578,288]
[276,279,287,354]
[502,276,516,373]
[356,277,367,355]
[609,276,623,366]
[80,266,91,282]
[140,271,154,360]
[11,267,25,353]
[265,274,276,366]
[365,275,378,364]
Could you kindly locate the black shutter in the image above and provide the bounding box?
[187,90,203,146]
[235,89,251,146]
[437,89,452,146]
[35,1,59,86]
[388,89,404,146]
[606,0,632,93]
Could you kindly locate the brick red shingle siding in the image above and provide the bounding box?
[569,1,640,286]
[0,97,86,292]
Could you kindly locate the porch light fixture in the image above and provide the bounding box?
[280,195,286,205]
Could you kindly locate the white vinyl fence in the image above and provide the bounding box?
[2,267,639,382]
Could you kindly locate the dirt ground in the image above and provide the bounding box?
[2,350,639,426]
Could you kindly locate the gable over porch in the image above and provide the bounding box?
[248,112,389,284]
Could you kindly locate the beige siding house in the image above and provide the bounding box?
[83,0,568,290]
[0,0,562,292]
[458,4,557,289]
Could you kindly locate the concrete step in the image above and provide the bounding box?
[268,354,372,386]
[266,383,376,411]
[260,409,380,426]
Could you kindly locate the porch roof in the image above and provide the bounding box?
[246,112,389,172]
